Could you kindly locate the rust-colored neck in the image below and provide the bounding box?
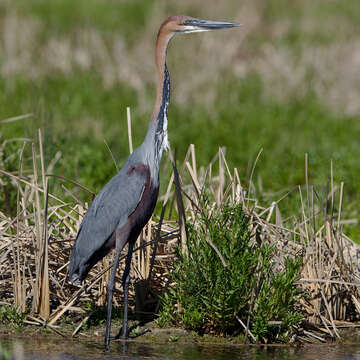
[151,30,173,120]
[141,27,172,169]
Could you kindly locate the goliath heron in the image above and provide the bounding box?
[68,15,239,346]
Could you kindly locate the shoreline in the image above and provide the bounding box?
[1,321,360,347]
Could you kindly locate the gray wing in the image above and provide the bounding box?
[71,161,147,269]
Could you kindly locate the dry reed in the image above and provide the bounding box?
[1,116,360,343]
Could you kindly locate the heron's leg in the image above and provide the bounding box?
[105,246,122,347]
[120,240,135,339]
[105,230,129,347]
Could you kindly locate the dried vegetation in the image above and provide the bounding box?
[0,118,359,343]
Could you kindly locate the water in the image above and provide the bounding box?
[2,337,360,360]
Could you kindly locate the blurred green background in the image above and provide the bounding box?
[0,0,359,238]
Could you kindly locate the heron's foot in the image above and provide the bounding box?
[105,338,111,351]
[105,335,118,350]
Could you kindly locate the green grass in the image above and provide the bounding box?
[252,0,360,47]
[0,72,139,192]
[316,1,360,25]
[172,73,360,194]
[7,0,152,43]
[1,70,359,239]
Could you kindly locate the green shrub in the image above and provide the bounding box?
[158,202,302,342]
[0,305,25,329]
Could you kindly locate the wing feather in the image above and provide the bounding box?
[71,162,148,270]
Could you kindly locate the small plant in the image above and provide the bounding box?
[158,202,302,342]
[0,305,25,329]
[168,335,179,342]
[130,325,142,337]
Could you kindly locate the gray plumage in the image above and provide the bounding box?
[69,120,165,284]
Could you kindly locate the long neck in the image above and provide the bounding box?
[152,30,172,121]
[142,31,172,167]
[154,63,170,156]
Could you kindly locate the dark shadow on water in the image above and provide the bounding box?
[2,337,360,360]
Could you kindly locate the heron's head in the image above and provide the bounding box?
[159,15,240,37]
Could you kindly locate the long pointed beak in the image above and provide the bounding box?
[187,19,241,30]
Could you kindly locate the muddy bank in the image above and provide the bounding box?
[1,320,360,346]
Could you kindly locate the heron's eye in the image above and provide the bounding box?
[183,20,189,25]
